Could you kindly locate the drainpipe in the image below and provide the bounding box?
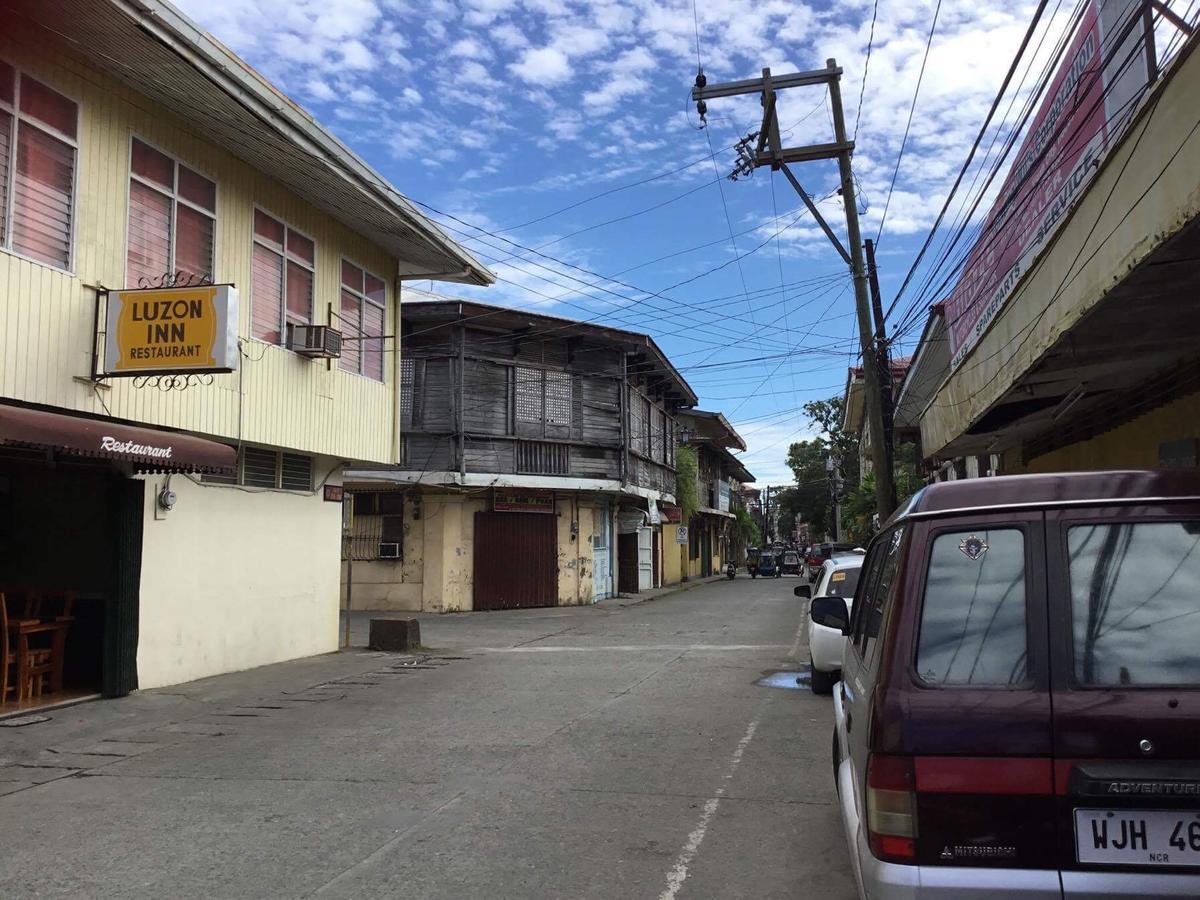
[619,354,629,485]
[457,324,466,479]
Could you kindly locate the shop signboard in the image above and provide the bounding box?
[944,0,1149,370]
[104,284,239,375]
[717,480,731,512]
[494,489,555,513]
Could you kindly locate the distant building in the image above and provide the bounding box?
[342,295,696,611]
[670,411,754,580]
[841,356,911,474]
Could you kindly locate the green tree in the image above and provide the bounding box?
[734,506,761,548]
[674,445,699,521]
[840,440,924,541]
[784,439,833,539]
[782,395,862,541]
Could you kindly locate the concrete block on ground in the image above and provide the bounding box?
[369,618,421,652]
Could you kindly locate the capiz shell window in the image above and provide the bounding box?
[127,137,215,287]
[338,259,386,380]
[0,62,78,270]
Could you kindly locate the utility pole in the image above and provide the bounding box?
[694,61,896,523]
[826,454,843,541]
[764,484,773,543]
[865,238,898,513]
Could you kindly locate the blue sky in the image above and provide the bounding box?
[177,0,1057,484]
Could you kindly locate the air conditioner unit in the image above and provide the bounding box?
[378,542,401,559]
[288,324,342,358]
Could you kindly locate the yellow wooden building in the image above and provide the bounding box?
[0,0,491,708]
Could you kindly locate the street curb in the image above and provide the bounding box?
[604,574,726,609]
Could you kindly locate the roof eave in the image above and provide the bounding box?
[123,0,495,286]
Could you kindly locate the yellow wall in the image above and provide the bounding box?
[1015,389,1200,473]
[663,532,684,585]
[344,491,604,612]
[556,496,596,606]
[136,463,343,688]
[0,30,399,463]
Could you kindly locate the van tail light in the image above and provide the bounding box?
[866,754,917,863]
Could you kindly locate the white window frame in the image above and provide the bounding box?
[0,61,80,274]
[251,205,315,345]
[338,257,388,381]
[125,134,218,288]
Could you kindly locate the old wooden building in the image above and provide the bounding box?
[344,295,697,611]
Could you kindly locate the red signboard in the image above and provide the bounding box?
[944,1,1143,368]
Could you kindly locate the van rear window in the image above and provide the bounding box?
[916,529,1028,686]
[1068,521,1200,686]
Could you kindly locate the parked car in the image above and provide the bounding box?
[810,471,1200,899]
[794,554,864,694]
[780,549,803,576]
[806,541,858,581]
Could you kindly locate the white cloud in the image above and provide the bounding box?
[449,37,494,60]
[509,46,572,85]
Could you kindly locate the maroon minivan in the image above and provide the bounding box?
[812,471,1200,898]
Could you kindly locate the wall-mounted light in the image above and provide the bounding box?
[678,424,693,444]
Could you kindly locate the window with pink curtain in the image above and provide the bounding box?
[0,67,77,270]
[252,243,283,344]
[338,260,387,380]
[340,289,361,374]
[126,137,215,287]
[251,208,314,344]
[0,109,11,247]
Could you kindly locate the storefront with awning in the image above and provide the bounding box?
[0,403,235,714]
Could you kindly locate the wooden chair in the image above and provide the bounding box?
[1,593,49,704]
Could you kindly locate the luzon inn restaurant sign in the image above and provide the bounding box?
[104,285,239,375]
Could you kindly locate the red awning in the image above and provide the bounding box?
[0,405,236,474]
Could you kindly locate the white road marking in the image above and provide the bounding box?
[658,710,763,900]
[789,607,808,661]
[475,644,789,653]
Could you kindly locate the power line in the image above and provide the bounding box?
[874,0,942,244]
[881,0,1055,320]
[853,0,880,141]
[889,0,1080,334]
[407,197,820,346]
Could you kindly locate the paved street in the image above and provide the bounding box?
[0,577,856,900]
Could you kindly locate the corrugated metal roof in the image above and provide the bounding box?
[401,292,699,406]
[5,0,494,285]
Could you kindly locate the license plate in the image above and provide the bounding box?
[1075,809,1200,867]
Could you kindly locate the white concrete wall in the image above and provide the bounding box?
[135,461,343,689]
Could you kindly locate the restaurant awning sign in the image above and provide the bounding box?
[104,285,238,375]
